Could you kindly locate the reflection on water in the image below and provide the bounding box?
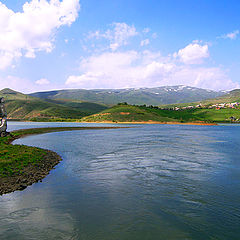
[1,123,240,239]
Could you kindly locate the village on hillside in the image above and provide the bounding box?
[173,102,240,111]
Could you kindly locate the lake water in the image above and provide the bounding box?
[0,122,240,240]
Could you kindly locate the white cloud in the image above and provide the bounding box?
[67,73,105,88]
[168,66,238,90]
[65,49,238,91]
[220,30,239,40]
[88,22,138,51]
[140,39,150,47]
[0,51,22,70]
[0,0,80,69]
[25,49,36,58]
[36,78,50,85]
[175,43,209,64]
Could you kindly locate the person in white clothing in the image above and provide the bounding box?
[0,97,7,137]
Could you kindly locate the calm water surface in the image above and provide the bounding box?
[0,122,240,240]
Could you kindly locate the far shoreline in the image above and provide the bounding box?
[79,121,218,126]
[8,119,219,126]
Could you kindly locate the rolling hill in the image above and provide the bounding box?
[30,86,226,106]
[0,88,107,121]
[1,88,239,123]
[81,103,240,123]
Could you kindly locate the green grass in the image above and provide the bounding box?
[81,104,240,123]
[2,88,240,123]
[161,89,240,109]
[81,105,194,122]
[202,89,240,105]
[0,88,108,121]
[41,99,108,114]
[0,126,123,177]
[5,99,88,120]
[0,130,49,177]
[0,142,48,177]
[191,108,240,122]
[81,105,173,122]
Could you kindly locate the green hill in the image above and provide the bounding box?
[42,98,107,114]
[0,88,36,101]
[81,103,240,123]
[81,104,176,122]
[0,88,107,121]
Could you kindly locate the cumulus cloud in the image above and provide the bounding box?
[66,49,238,91]
[168,66,238,90]
[175,43,209,64]
[219,30,239,40]
[36,78,50,85]
[88,22,138,51]
[0,0,80,69]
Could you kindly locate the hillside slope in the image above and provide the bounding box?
[30,86,225,105]
[201,89,240,105]
[81,104,240,123]
[0,88,107,120]
[161,89,240,108]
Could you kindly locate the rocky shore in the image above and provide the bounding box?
[0,149,61,195]
[0,126,124,195]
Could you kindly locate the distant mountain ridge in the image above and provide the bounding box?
[1,87,240,123]
[201,89,240,105]
[162,88,240,109]
[30,85,226,106]
[0,88,107,120]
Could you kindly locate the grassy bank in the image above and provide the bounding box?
[0,126,123,195]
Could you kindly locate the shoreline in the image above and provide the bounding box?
[80,121,218,126]
[10,119,240,125]
[0,149,61,195]
[0,126,125,195]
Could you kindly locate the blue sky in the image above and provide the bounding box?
[0,0,240,92]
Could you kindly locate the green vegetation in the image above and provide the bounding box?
[0,126,124,195]
[0,126,122,178]
[41,98,108,114]
[0,88,108,121]
[201,89,240,106]
[1,87,240,123]
[161,89,240,109]
[5,99,87,120]
[0,127,74,177]
[81,103,240,123]
[0,139,48,177]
